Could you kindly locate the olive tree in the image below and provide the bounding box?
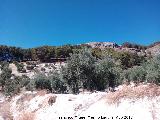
[62,48,96,93]
[145,55,160,84]
[94,58,122,90]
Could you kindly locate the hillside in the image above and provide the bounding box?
[0,84,160,120]
[146,44,160,56]
[85,42,119,49]
[0,41,159,63]
[0,41,160,120]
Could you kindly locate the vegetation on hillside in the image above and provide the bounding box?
[0,42,160,96]
[0,46,159,96]
[0,41,157,63]
[122,42,147,50]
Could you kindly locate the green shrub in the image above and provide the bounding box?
[62,48,124,93]
[121,66,146,84]
[145,55,160,84]
[26,65,35,70]
[14,61,24,72]
[3,78,21,96]
[25,79,36,91]
[3,75,30,96]
[0,61,10,70]
[19,75,30,88]
[34,74,52,91]
[0,62,23,96]
[119,55,160,84]
[48,71,68,93]
[115,52,145,69]
[94,58,122,90]
[0,63,12,88]
[62,48,96,93]
[26,72,67,93]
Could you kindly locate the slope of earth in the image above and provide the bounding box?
[146,44,160,56]
[0,84,160,120]
[8,62,65,79]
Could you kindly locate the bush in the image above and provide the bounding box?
[19,75,30,88]
[0,62,25,96]
[26,65,35,70]
[0,62,12,88]
[14,61,24,72]
[0,61,10,70]
[122,42,147,50]
[115,52,145,69]
[94,58,122,90]
[62,48,124,93]
[34,74,52,91]
[121,66,146,84]
[62,48,96,93]
[145,55,160,84]
[120,55,160,84]
[48,71,68,93]
[25,79,35,91]
[26,72,67,93]
[3,77,21,96]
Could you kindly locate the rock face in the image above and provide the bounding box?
[84,41,160,57]
[85,42,119,49]
[146,44,160,56]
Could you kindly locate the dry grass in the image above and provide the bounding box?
[106,83,160,104]
[16,90,47,105]
[16,93,36,105]
[1,90,55,120]
[16,90,53,113]
[36,90,47,96]
[16,92,37,112]
[18,111,35,120]
[0,101,13,120]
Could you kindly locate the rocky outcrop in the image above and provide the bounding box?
[146,44,160,56]
[85,42,119,49]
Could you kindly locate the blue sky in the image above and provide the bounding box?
[0,0,160,48]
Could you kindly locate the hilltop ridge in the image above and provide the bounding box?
[0,41,159,63]
[85,42,119,49]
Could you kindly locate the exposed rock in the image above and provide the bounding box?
[146,44,160,56]
[85,42,119,49]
